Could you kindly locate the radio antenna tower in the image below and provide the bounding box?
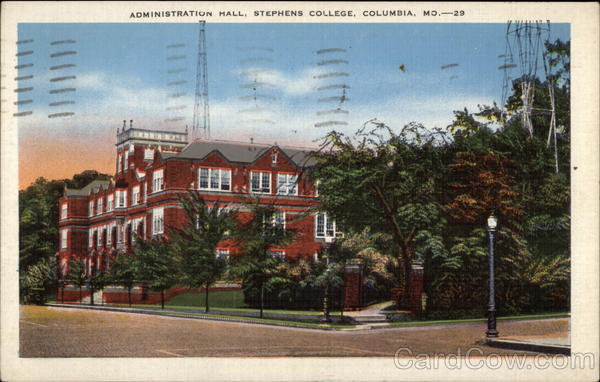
[502,21,550,138]
[192,20,210,140]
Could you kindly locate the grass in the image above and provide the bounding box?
[166,290,247,309]
[389,312,570,326]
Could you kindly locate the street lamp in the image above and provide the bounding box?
[486,214,499,338]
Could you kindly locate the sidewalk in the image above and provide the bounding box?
[485,333,571,355]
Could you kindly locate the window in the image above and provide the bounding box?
[144,148,154,161]
[198,168,231,191]
[107,194,114,211]
[132,185,140,205]
[107,224,113,247]
[88,201,94,217]
[124,150,129,171]
[152,207,164,235]
[61,203,68,220]
[215,249,230,260]
[60,229,68,249]
[97,227,103,248]
[153,169,164,193]
[88,229,94,248]
[118,224,125,244]
[268,250,286,260]
[277,173,298,195]
[273,211,286,230]
[251,171,271,194]
[116,190,127,208]
[96,198,103,215]
[117,154,122,173]
[315,213,337,238]
[315,180,320,197]
[143,182,147,202]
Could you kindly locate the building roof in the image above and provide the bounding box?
[175,140,317,167]
[64,179,111,197]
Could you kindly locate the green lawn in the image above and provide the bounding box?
[166,290,247,309]
[389,312,570,326]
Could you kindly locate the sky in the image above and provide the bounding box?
[14,22,569,189]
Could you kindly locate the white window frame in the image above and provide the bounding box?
[277,173,298,196]
[215,248,230,260]
[61,203,68,220]
[117,154,122,174]
[132,185,140,206]
[96,198,103,216]
[116,190,127,208]
[315,212,336,239]
[153,169,164,193]
[144,148,154,161]
[97,226,103,248]
[198,167,231,192]
[88,228,94,248]
[60,229,68,249]
[88,201,94,217]
[107,194,114,212]
[268,250,286,260]
[124,150,129,172]
[107,224,113,247]
[152,207,165,235]
[250,171,271,194]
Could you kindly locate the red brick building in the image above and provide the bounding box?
[57,124,340,281]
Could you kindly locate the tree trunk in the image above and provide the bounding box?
[205,284,209,313]
[260,284,264,319]
[161,289,165,310]
[128,286,132,307]
[79,286,82,304]
[399,243,413,308]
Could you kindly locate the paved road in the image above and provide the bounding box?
[19,305,568,357]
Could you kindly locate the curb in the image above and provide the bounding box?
[46,303,348,331]
[484,338,571,355]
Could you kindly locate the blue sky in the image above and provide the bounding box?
[15,22,569,186]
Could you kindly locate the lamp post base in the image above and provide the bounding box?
[486,329,499,338]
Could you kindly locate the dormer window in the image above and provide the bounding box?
[198,167,231,192]
[251,171,271,194]
[272,152,278,165]
[96,198,103,215]
[61,203,68,220]
[88,201,94,217]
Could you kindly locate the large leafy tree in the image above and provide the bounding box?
[311,121,449,306]
[171,192,237,312]
[230,199,295,318]
[106,252,137,307]
[21,257,58,305]
[19,171,111,271]
[134,238,180,310]
[68,257,87,304]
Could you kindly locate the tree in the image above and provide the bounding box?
[231,199,296,318]
[68,257,87,304]
[19,171,112,273]
[106,252,137,307]
[171,192,236,312]
[311,121,448,306]
[134,238,180,310]
[21,257,58,305]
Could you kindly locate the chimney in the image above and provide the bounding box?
[250,137,254,144]
[130,119,133,129]
[122,120,126,133]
